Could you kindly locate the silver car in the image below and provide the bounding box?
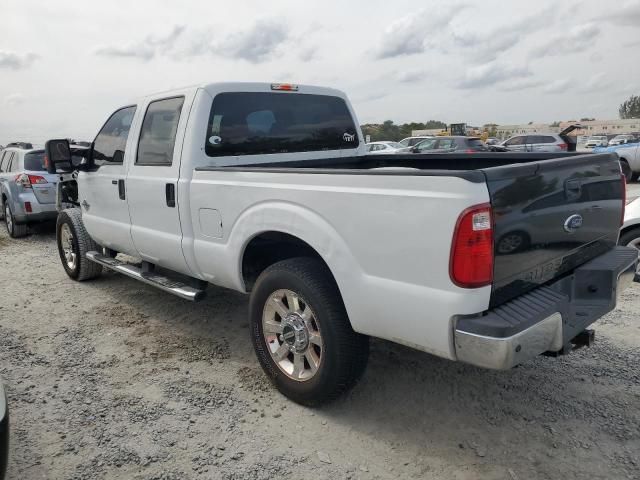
[501,124,581,153]
[0,145,58,238]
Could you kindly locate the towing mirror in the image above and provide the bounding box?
[45,139,73,174]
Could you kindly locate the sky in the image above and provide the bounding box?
[1,0,639,145]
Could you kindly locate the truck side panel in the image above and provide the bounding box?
[184,170,491,360]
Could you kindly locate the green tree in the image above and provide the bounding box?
[549,121,561,127]
[619,95,640,119]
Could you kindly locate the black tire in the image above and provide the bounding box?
[249,257,369,406]
[631,172,640,183]
[56,208,103,281]
[620,159,632,183]
[619,227,640,249]
[4,201,28,238]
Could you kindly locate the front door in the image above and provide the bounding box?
[126,94,192,275]
[79,105,138,255]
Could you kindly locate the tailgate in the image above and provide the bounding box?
[30,172,58,204]
[485,153,624,307]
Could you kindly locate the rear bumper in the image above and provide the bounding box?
[13,193,57,224]
[454,247,638,369]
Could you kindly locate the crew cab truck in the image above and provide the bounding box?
[46,82,638,406]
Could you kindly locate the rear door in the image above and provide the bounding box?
[79,105,138,255]
[504,135,527,152]
[486,153,624,307]
[126,91,194,275]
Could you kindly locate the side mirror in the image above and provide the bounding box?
[411,147,419,153]
[44,139,72,174]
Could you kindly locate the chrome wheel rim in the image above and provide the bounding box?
[5,204,12,234]
[60,224,77,270]
[498,234,523,254]
[262,289,323,382]
[626,236,640,251]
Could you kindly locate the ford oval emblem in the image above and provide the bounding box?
[563,214,583,233]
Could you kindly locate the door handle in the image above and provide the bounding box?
[111,180,117,185]
[165,183,176,208]
[118,179,126,200]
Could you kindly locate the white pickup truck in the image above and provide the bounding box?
[45,82,637,406]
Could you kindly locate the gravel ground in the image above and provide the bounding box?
[0,222,639,480]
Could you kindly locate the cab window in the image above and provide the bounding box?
[136,97,184,166]
[93,106,137,166]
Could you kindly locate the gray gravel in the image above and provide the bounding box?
[0,222,639,479]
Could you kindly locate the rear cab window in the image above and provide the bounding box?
[136,97,184,166]
[204,92,359,158]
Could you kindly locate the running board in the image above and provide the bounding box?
[86,251,206,301]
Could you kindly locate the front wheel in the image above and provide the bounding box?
[56,209,103,281]
[249,257,369,406]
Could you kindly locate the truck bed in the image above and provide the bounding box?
[197,151,624,309]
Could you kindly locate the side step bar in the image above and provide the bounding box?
[86,251,206,301]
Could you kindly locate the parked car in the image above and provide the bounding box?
[609,134,637,146]
[398,136,433,148]
[501,125,580,152]
[585,136,609,149]
[619,196,640,249]
[366,141,405,154]
[411,136,489,153]
[0,145,59,237]
[485,137,500,146]
[0,379,7,480]
[594,141,640,182]
[45,82,636,407]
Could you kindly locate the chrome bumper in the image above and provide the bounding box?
[454,246,638,370]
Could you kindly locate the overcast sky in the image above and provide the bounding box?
[1,0,639,145]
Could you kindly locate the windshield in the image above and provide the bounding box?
[24,151,47,171]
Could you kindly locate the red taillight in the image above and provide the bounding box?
[621,173,626,226]
[271,83,299,91]
[464,149,475,153]
[14,173,47,188]
[450,203,494,288]
[558,143,568,151]
[24,201,32,213]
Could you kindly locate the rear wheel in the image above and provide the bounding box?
[4,202,28,238]
[619,227,640,251]
[56,208,103,281]
[249,257,369,406]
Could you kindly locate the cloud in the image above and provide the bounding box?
[542,79,572,94]
[212,20,288,63]
[396,69,428,83]
[374,5,466,59]
[457,62,531,89]
[602,2,640,27]
[578,73,611,93]
[95,26,185,61]
[528,23,600,59]
[4,93,25,106]
[298,46,318,62]
[0,50,38,70]
[353,92,389,103]
[451,7,556,62]
[501,78,545,92]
